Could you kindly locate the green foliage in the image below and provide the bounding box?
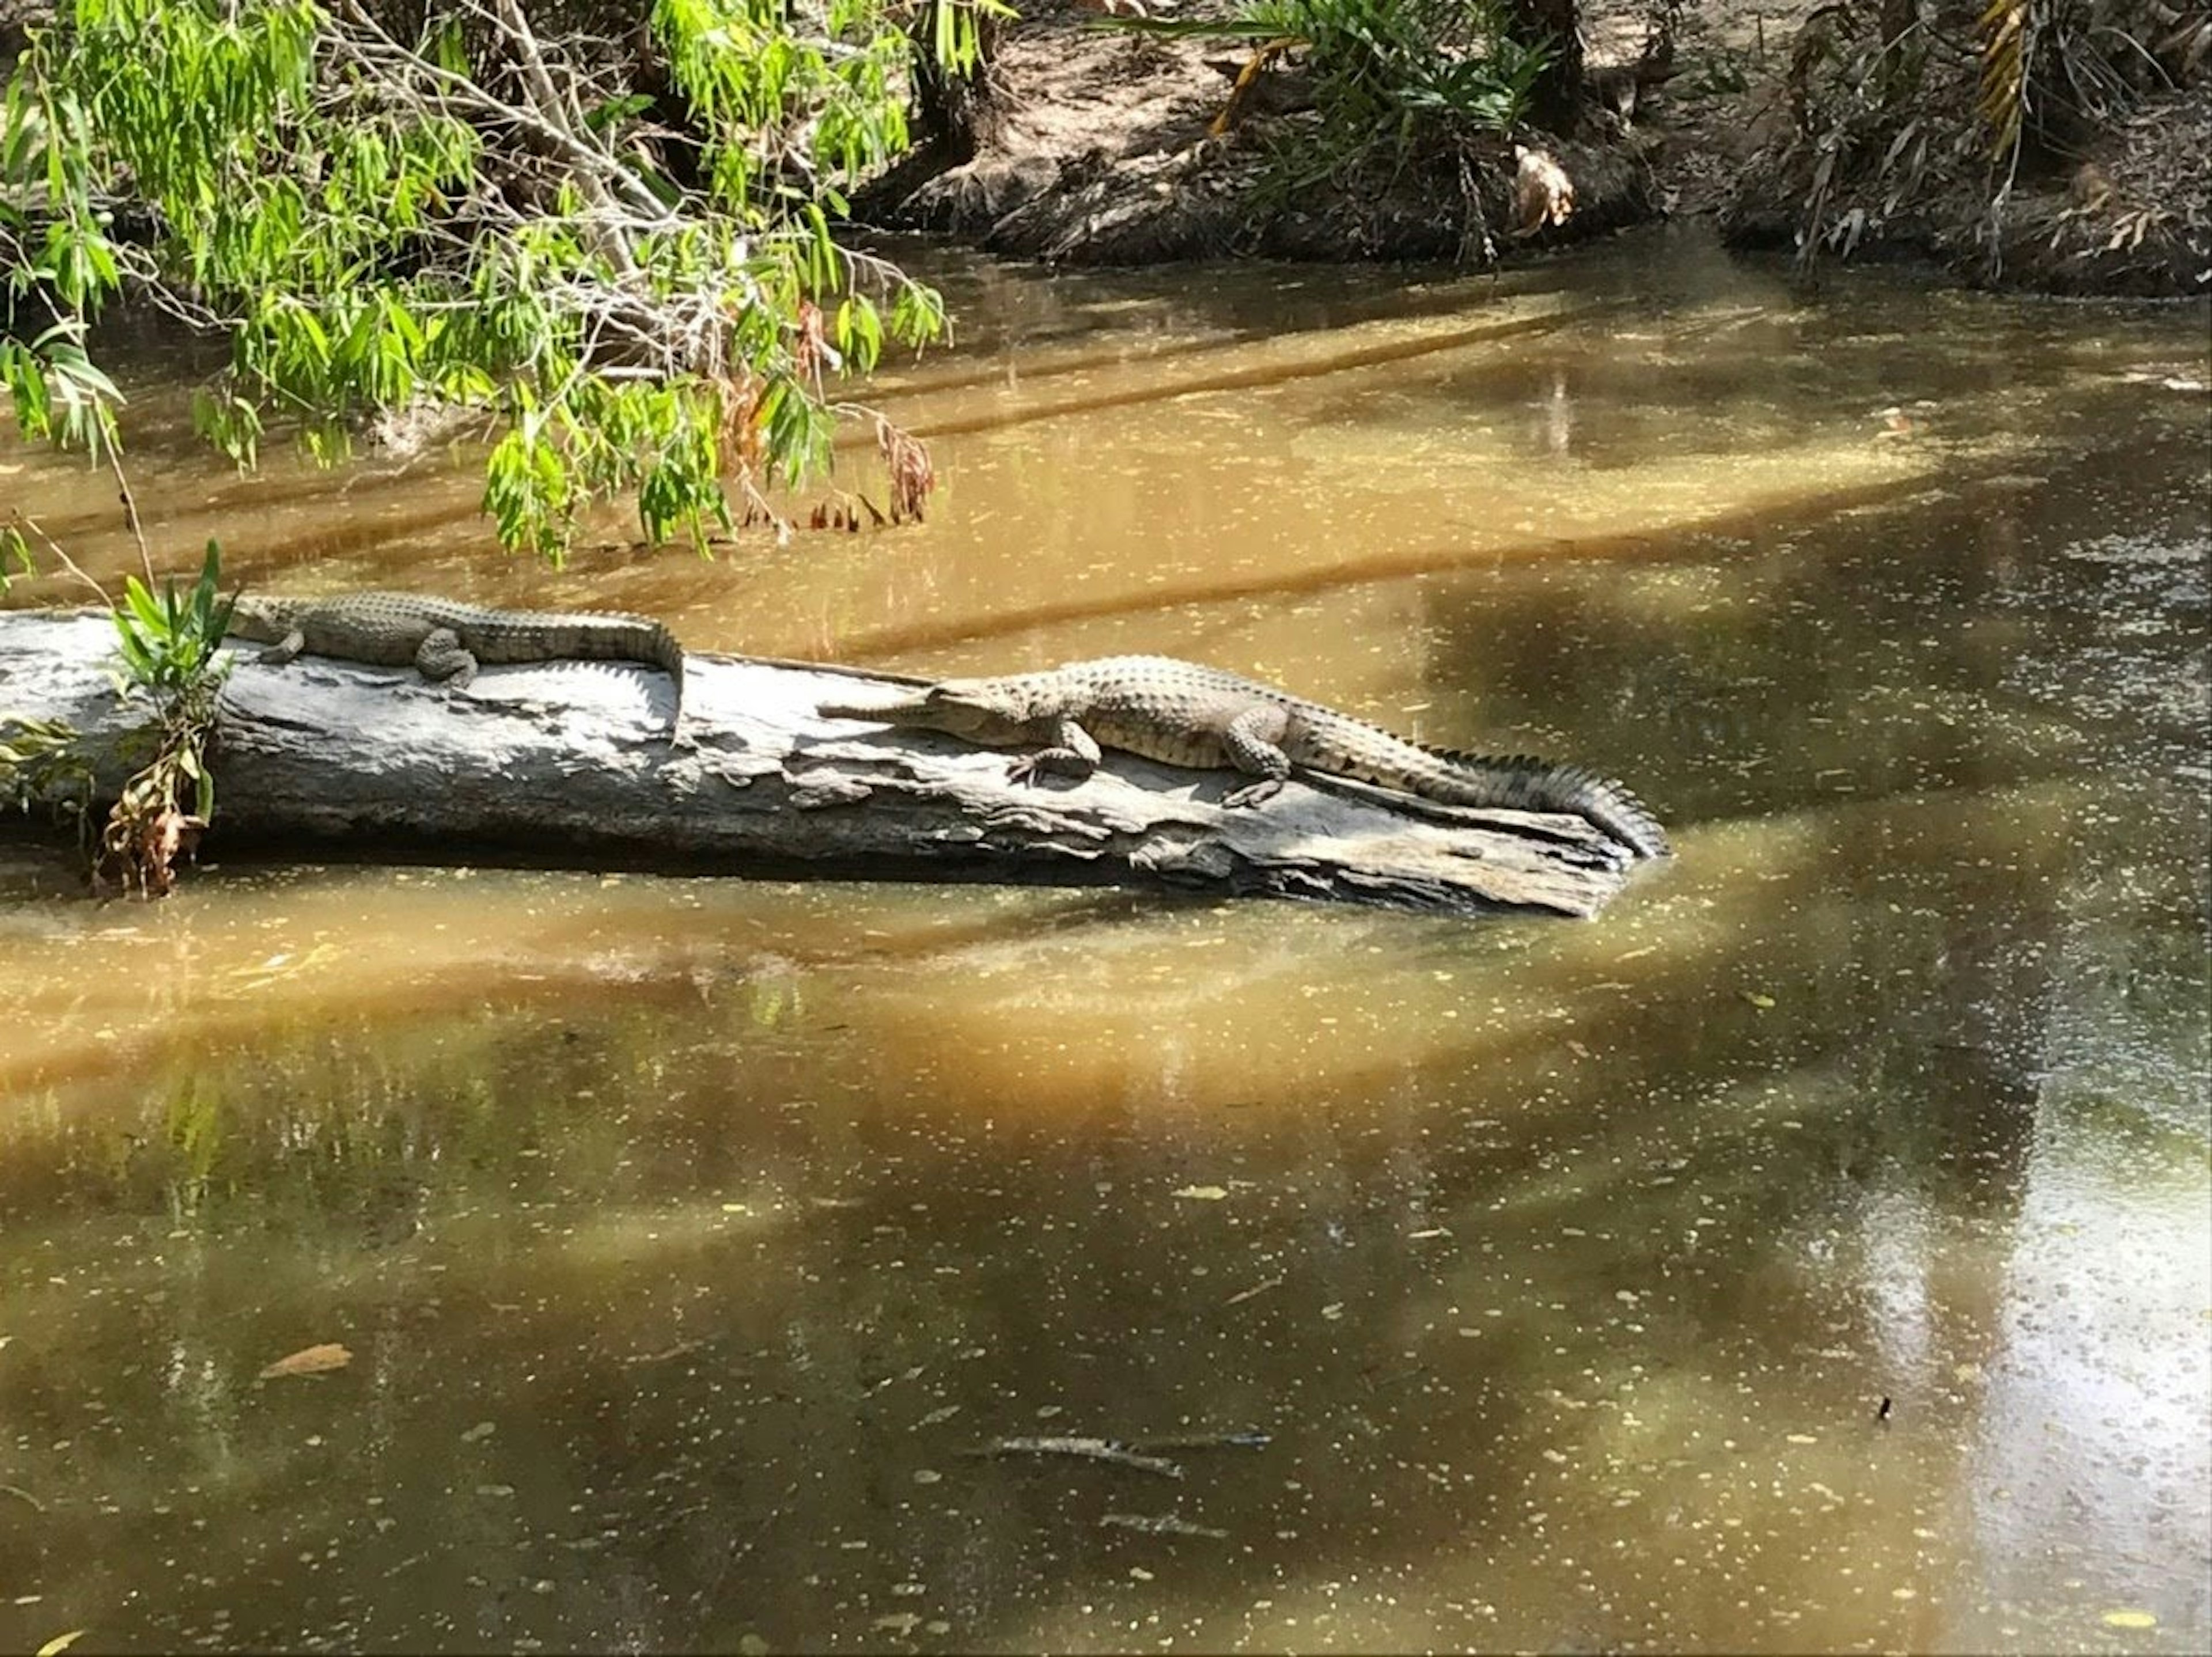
[1106,0,1548,146]
[0,712,95,842]
[0,0,1002,559]
[1767,0,2202,279]
[1976,0,2030,162]
[0,521,31,593]
[0,320,122,453]
[0,528,234,897]
[1244,0,1552,139]
[112,539,236,715]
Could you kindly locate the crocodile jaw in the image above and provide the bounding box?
[820,682,1044,747]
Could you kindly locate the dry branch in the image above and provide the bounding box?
[0,610,1645,917]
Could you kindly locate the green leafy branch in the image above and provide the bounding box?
[2,0,1002,561]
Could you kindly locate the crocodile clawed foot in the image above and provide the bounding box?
[1222,779,1284,809]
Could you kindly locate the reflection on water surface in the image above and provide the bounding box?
[2,230,2207,1653]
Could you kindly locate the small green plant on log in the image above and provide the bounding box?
[1,530,234,896]
[0,0,1001,560]
[99,540,237,896]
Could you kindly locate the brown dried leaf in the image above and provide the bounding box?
[1510,145,1577,237]
[877,418,936,524]
[257,1341,354,1381]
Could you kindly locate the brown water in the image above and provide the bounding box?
[2,230,2208,1654]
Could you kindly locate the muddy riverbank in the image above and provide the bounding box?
[855,0,2212,298]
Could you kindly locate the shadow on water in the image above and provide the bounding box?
[1427,415,2211,829]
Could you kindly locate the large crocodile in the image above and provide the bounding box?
[817,655,1670,859]
[226,591,687,741]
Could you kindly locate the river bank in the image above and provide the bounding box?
[854,0,2212,298]
[5,0,2206,295]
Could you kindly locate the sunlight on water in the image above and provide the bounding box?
[2,229,2207,1653]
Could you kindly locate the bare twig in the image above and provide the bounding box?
[974,1436,1187,1478]
[104,442,156,585]
[1100,1511,1228,1538]
[8,513,113,606]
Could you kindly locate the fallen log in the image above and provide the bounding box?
[0,609,1645,916]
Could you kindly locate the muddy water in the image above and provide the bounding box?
[2,230,2207,1654]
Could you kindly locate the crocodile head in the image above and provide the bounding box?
[819,679,1041,746]
[223,594,297,644]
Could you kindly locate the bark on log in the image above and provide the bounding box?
[0,610,1643,917]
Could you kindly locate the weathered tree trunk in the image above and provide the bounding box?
[0,610,1646,917]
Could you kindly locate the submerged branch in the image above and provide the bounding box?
[974,1437,1188,1477]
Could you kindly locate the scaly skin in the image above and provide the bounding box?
[228,591,687,741]
[819,655,1670,859]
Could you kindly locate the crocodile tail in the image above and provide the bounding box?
[571,615,684,739]
[642,621,685,744]
[1433,749,1672,859]
[579,616,683,697]
[647,621,684,697]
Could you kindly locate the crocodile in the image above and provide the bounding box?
[817,655,1670,858]
[226,591,687,741]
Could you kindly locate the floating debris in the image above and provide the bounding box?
[976,1436,1185,1478]
[969,1425,1268,1480]
[1101,1512,1229,1539]
[256,1342,353,1381]
[1143,1427,1271,1452]
[1223,1276,1283,1306]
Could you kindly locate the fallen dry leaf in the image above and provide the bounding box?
[257,1342,353,1381]
[1511,145,1576,236]
[36,1632,87,1657]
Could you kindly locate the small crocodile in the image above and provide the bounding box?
[818,655,1669,858]
[226,591,687,741]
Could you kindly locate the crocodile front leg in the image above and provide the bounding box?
[256,628,308,666]
[1007,718,1102,786]
[1219,704,1293,806]
[412,628,480,689]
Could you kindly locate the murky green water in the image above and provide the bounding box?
[3,230,2208,1652]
